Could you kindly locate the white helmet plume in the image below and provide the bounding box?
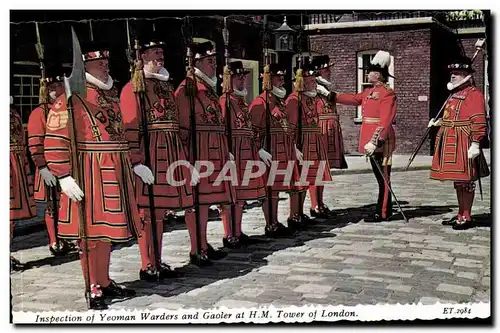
[371,50,391,68]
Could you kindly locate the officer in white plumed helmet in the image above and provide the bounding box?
[334,50,397,222]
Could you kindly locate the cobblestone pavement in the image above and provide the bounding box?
[11,170,491,312]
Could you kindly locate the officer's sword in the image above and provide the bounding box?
[369,155,408,223]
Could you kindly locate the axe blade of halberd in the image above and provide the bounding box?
[64,27,87,99]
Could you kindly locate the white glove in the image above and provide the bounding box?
[364,142,377,156]
[229,152,235,161]
[190,166,201,185]
[258,148,273,167]
[427,118,442,128]
[39,167,57,187]
[317,85,330,97]
[133,164,154,185]
[294,144,304,162]
[59,176,84,202]
[468,142,480,159]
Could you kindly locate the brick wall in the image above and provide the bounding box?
[310,28,433,154]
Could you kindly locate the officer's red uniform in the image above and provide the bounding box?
[120,34,193,277]
[174,41,233,266]
[248,63,301,238]
[219,61,266,247]
[44,42,137,309]
[309,55,347,218]
[285,62,333,229]
[430,56,489,229]
[10,103,37,269]
[27,64,76,256]
[336,54,396,222]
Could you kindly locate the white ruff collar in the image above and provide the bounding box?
[194,67,217,88]
[271,86,286,99]
[447,75,472,91]
[316,76,333,87]
[304,90,317,98]
[233,88,248,97]
[86,72,113,91]
[144,67,170,82]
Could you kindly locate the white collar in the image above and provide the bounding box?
[271,85,286,99]
[233,88,247,97]
[194,67,217,88]
[85,72,114,91]
[304,90,317,98]
[316,76,333,87]
[447,75,472,91]
[144,67,170,82]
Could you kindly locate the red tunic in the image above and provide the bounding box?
[249,92,303,193]
[120,78,194,211]
[220,93,266,201]
[317,95,347,169]
[175,79,236,206]
[285,91,333,183]
[10,106,37,221]
[430,85,489,181]
[28,105,54,202]
[44,85,142,242]
[336,83,396,165]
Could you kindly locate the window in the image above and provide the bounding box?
[291,51,320,80]
[355,50,395,123]
[12,74,41,125]
[12,61,41,126]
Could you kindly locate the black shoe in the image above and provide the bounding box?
[222,236,241,249]
[189,252,213,267]
[364,213,391,223]
[238,232,262,245]
[265,222,296,238]
[10,257,27,271]
[102,280,136,298]
[159,263,183,278]
[452,218,475,230]
[49,240,77,257]
[207,243,228,260]
[299,213,312,222]
[300,213,318,225]
[442,216,458,226]
[89,294,108,310]
[139,263,160,282]
[287,214,308,231]
[310,206,334,219]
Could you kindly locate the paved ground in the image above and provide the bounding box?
[11,169,490,312]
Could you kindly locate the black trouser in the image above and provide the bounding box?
[369,152,393,219]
